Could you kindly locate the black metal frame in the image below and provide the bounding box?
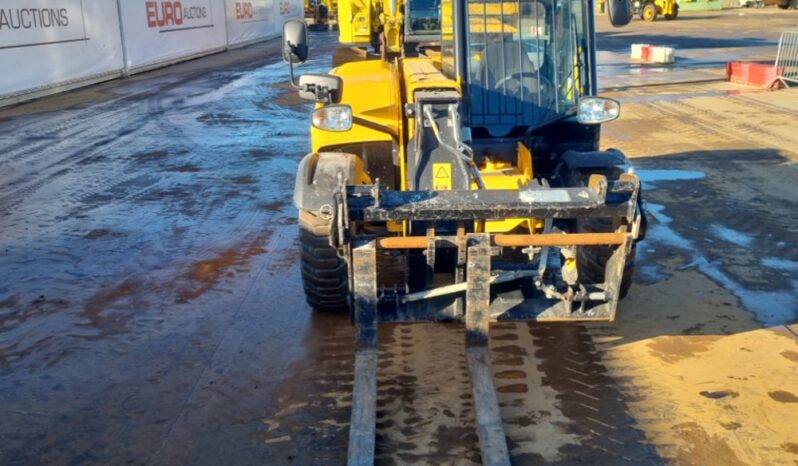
[335,174,640,324]
[345,180,637,222]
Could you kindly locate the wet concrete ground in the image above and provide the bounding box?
[1,9,797,466]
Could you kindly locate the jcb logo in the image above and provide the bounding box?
[236,2,254,19]
[279,1,292,16]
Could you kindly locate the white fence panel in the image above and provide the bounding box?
[225,0,277,46]
[274,0,303,30]
[118,0,228,73]
[0,0,124,102]
[775,31,798,87]
[1,0,304,106]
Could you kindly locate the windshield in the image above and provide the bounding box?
[464,0,589,135]
[407,0,442,35]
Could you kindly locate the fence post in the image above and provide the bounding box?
[775,31,798,88]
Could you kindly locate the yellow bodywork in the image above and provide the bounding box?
[337,0,374,45]
[472,142,538,233]
[313,0,548,235]
[653,0,678,18]
[337,0,405,52]
[310,59,541,234]
[311,60,401,154]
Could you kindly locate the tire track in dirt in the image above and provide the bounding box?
[260,320,661,465]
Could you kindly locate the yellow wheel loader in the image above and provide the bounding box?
[634,0,678,21]
[283,0,643,461]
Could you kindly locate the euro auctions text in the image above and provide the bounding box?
[145,1,208,28]
[0,8,69,30]
[236,2,255,20]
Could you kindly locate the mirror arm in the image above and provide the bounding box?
[287,41,300,89]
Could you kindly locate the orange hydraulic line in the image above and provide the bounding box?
[494,232,626,247]
[378,236,430,249]
[376,232,626,249]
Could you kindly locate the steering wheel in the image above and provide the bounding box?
[493,72,555,106]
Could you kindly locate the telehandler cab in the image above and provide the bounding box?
[284,0,643,461]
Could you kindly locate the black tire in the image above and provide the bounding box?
[563,157,637,300]
[664,4,678,19]
[299,210,349,311]
[576,217,637,300]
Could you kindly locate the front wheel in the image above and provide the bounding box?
[562,152,639,300]
[642,2,658,20]
[576,217,637,300]
[664,5,679,19]
[298,210,349,311]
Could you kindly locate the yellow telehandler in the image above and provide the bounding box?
[283,0,644,461]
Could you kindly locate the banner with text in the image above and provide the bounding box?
[0,0,124,98]
[225,0,302,46]
[225,0,276,46]
[274,0,303,28]
[118,0,228,70]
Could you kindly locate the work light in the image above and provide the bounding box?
[577,97,621,124]
[312,105,353,131]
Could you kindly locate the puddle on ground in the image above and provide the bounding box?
[176,231,271,303]
[708,224,755,248]
[619,89,762,104]
[635,168,797,326]
[761,257,798,272]
[645,201,797,325]
[636,168,706,189]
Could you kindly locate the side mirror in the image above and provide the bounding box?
[282,19,309,64]
[607,0,633,27]
[298,74,344,104]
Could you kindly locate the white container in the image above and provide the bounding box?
[650,46,675,64]
[630,43,649,60]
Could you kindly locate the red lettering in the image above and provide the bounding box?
[163,2,174,25]
[146,1,158,27]
[146,1,185,28]
[174,1,183,24]
[156,2,165,27]
[236,3,255,20]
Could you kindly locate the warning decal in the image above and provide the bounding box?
[432,162,452,191]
